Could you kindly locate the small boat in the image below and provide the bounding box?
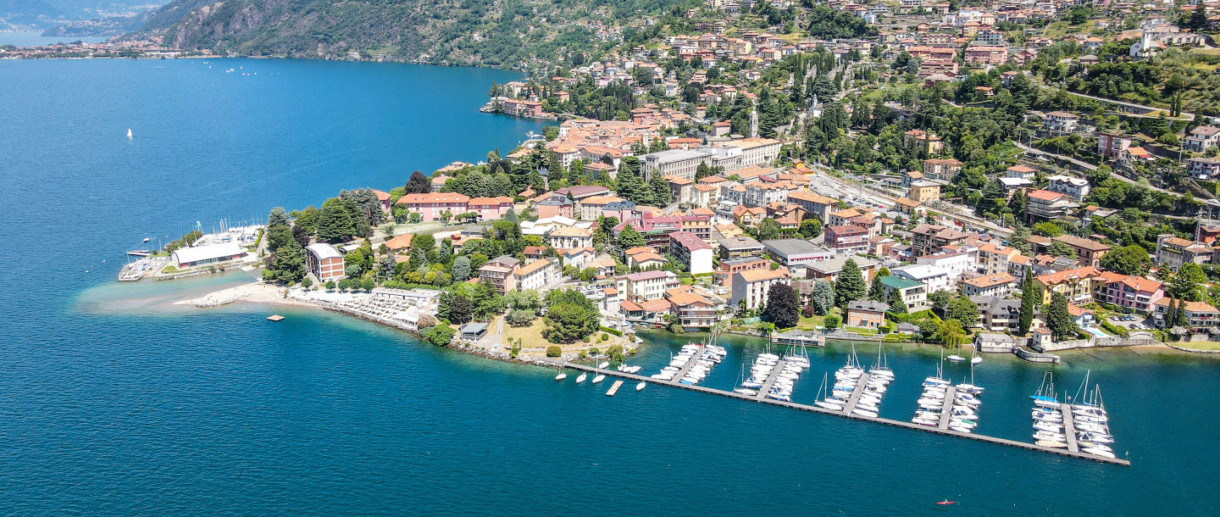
[1036,439,1068,449]
[555,372,567,381]
[734,388,757,396]
[971,354,983,365]
[575,372,587,383]
[947,355,965,362]
[636,381,646,392]
[936,500,956,506]
[142,237,151,243]
[126,128,133,139]
[592,374,606,384]
[598,361,610,369]
[852,408,878,418]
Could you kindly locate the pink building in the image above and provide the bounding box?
[1093,272,1163,313]
[395,192,471,222]
[468,196,515,221]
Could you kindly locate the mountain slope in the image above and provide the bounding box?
[139,0,694,68]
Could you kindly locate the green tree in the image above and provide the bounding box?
[440,292,473,324]
[1169,262,1206,301]
[812,279,835,315]
[266,222,294,253]
[1047,241,1077,259]
[1099,244,1151,276]
[404,170,431,194]
[929,290,953,315]
[946,295,980,328]
[1032,222,1064,237]
[267,207,289,228]
[762,283,800,328]
[939,319,966,347]
[888,288,909,314]
[824,314,841,330]
[422,324,455,346]
[834,259,867,309]
[648,174,672,205]
[317,198,355,243]
[1046,291,1079,340]
[452,256,471,281]
[799,217,822,239]
[542,288,600,343]
[1175,298,1190,327]
[757,218,781,241]
[868,274,886,301]
[617,225,646,249]
[265,237,306,284]
[1018,269,1038,335]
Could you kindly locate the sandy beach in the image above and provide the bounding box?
[176,281,315,309]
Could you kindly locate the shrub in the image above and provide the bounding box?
[421,325,455,347]
[824,315,841,329]
[506,309,536,327]
[607,345,624,362]
[417,314,438,329]
[589,347,599,356]
[802,305,815,318]
[600,333,610,342]
[600,326,623,337]
[546,345,562,357]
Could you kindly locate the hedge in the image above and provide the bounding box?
[546,345,562,357]
[600,326,623,337]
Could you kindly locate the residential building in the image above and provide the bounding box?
[881,275,928,311]
[1034,266,1099,305]
[718,236,764,259]
[961,273,1016,298]
[1043,111,1079,133]
[621,270,680,301]
[478,255,520,294]
[395,192,471,222]
[730,267,792,311]
[548,226,594,249]
[743,181,791,207]
[923,158,963,180]
[804,255,878,283]
[761,239,834,276]
[1051,235,1110,267]
[1155,234,1212,270]
[515,258,560,292]
[669,231,715,275]
[971,295,1021,332]
[1097,132,1132,159]
[715,256,770,286]
[304,243,344,282]
[1093,272,1163,313]
[824,225,870,254]
[846,300,889,329]
[666,288,721,329]
[903,129,944,153]
[1025,189,1078,222]
[1153,298,1220,329]
[916,250,976,288]
[467,196,514,221]
[910,224,968,256]
[787,190,837,222]
[171,242,248,269]
[1046,175,1090,201]
[894,264,952,296]
[1184,125,1220,153]
[978,242,1020,276]
[1187,158,1220,180]
[908,181,941,203]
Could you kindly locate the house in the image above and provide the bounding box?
[372,189,392,213]
[715,256,770,287]
[971,295,1021,332]
[910,224,968,256]
[975,333,1023,353]
[395,192,471,222]
[1184,125,1220,153]
[1050,235,1110,268]
[669,231,715,275]
[620,270,680,301]
[787,190,837,222]
[1034,267,1099,305]
[1187,158,1220,180]
[978,242,1020,276]
[1046,175,1090,202]
[881,275,928,311]
[384,233,414,252]
[1153,298,1220,330]
[467,196,514,221]
[961,273,1016,298]
[548,226,594,250]
[718,236,764,259]
[923,158,963,180]
[908,181,941,203]
[761,239,834,276]
[1093,272,1163,313]
[733,205,767,227]
[666,286,723,329]
[824,225,871,254]
[1006,164,1037,180]
[1097,132,1132,159]
[1155,234,1212,270]
[846,300,889,329]
[894,264,952,296]
[730,268,791,311]
[1043,111,1079,133]
[478,255,520,294]
[805,255,878,283]
[560,247,595,270]
[1025,189,1078,222]
[903,129,944,153]
[459,323,488,343]
[305,243,344,282]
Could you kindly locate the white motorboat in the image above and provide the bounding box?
[1084,446,1116,459]
[947,355,965,362]
[636,381,646,392]
[592,374,605,384]
[575,372,588,383]
[1034,421,1063,433]
[734,388,757,396]
[598,361,610,369]
[852,408,878,418]
[971,354,982,365]
[555,372,567,381]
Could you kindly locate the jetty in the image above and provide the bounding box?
[937,386,958,430]
[840,373,873,414]
[606,380,623,397]
[1061,405,1080,453]
[755,359,792,400]
[560,362,1129,467]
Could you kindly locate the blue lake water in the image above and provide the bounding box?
[2,58,1219,515]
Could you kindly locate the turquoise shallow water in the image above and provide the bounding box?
[2,59,1219,515]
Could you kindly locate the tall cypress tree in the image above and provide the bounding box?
[1018,269,1037,335]
[834,259,867,309]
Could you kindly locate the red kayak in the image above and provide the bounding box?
[936,500,957,506]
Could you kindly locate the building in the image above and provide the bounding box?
[845,300,889,329]
[1155,234,1212,270]
[805,255,878,283]
[395,192,472,222]
[715,256,769,287]
[894,264,952,296]
[478,255,520,294]
[730,267,791,311]
[1050,235,1110,268]
[305,243,344,282]
[717,137,782,168]
[1034,266,1099,305]
[171,242,248,269]
[910,224,968,257]
[1153,298,1220,329]
[669,231,715,275]
[971,295,1020,332]
[923,158,963,180]
[621,270,679,301]
[978,242,1020,276]
[467,196,514,221]
[903,129,944,153]
[640,149,712,181]
[1046,175,1090,202]
[1184,125,1220,153]
[908,181,941,203]
[515,258,560,291]
[1187,158,1220,180]
[881,275,928,311]
[824,225,870,254]
[1097,132,1132,159]
[666,287,722,329]
[548,226,594,249]
[743,181,791,207]
[718,236,764,259]
[1025,189,1077,222]
[787,190,837,222]
[961,273,1015,298]
[1043,111,1079,133]
[761,239,834,276]
[1093,272,1163,313]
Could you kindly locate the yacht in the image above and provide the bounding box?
[555,371,567,381]
[636,381,646,392]
[947,355,965,362]
[575,372,588,383]
[597,361,610,369]
[592,373,605,384]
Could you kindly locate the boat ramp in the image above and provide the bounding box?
[560,362,1129,467]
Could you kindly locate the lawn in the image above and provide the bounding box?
[798,308,840,330]
[1174,341,1220,351]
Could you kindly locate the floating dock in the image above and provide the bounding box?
[937,386,958,430]
[840,373,872,414]
[267,314,285,322]
[561,362,1129,467]
[755,359,792,400]
[1061,405,1080,453]
[606,380,623,397]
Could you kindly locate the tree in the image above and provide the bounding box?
[929,290,953,315]
[939,319,966,347]
[1009,224,1032,255]
[405,171,431,194]
[440,293,473,324]
[762,283,800,328]
[413,233,436,255]
[648,174,672,205]
[1100,244,1151,276]
[471,280,505,320]
[1031,222,1064,237]
[888,288,908,314]
[507,309,537,327]
[812,279,835,315]
[317,198,355,243]
[452,256,471,281]
[1019,269,1038,335]
[799,218,822,239]
[1169,262,1206,301]
[267,207,289,228]
[834,259,867,309]
[1175,298,1190,327]
[868,274,886,302]
[421,324,455,346]
[1047,241,1077,259]
[945,296,980,328]
[617,225,646,249]
[824,314,841,330]
[265,222,294,253]
[757,218,781,241]
[1046,291,1078,340]
[542,288,600,343]
[264,237,306,284]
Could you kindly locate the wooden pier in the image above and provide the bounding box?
[606,380,623,397]
[559,362,1129,467]
[1061,405,1080,453]
[754,359,791,400]
[840,373,872,414]
[937,386,958,430]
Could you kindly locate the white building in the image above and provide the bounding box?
[514,258,560,292]
[894,264,952,295]
[1046,175,1091,202]
[730,268,791,311]
[171,242,248,268]
[915,250,975,289]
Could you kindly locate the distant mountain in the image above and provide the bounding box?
[2,0,167,30]
[136,0,694,68]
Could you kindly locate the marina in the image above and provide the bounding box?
[936,386,958,431]
[560,361,1130,467]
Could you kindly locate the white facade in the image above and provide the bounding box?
[1047,175,1091,201]
[894,264,953,295]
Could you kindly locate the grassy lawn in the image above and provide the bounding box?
[1174,341,1220,351]
[798,308,840,330]
[499,316,625,357]
[844,327,879,335]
